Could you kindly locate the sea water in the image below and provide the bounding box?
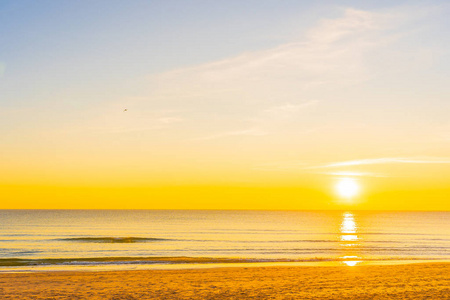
[0,210,449,271]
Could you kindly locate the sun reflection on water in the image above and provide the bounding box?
[342,256,361,266]
[339,212,361,266]
[341,235,358,242]
[341,212,357,233]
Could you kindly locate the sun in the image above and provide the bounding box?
[335,178,360,199]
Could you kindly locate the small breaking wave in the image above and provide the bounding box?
[59,237,170,243]
[0,256,432,267]
[0,256,271,267]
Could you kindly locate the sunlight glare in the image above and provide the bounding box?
[335,178,360,199]
[342,256,361,267]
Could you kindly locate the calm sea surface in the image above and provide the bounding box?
[0,210,449,271]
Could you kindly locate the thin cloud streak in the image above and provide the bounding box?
[147,7,395,108]
[314,171,387,177]
[310,157,450,169]
[94,7,426,140]
[254,156,450,177]
[254,162,385,177]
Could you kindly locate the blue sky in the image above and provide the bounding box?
[1,0,450,191]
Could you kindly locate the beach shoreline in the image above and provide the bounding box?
[1,262,448,299]
[0,258,448,274]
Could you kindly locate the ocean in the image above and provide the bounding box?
[0,210,449,271]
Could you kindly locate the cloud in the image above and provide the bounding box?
[139,6,429,142]
[254,156,450,177]
[147,7,395,112]
[310,157,450,169]
[253,161,380,175]
[68,6,435,142]
[314,171,386,177]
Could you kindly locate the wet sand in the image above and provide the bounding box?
[0,263,449,299]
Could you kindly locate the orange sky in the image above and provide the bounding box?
[1,2,449,210]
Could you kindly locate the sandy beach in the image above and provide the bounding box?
[0,263,449,299]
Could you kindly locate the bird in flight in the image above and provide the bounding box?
[123,109,128,112]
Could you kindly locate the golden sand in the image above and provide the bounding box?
[0,263,449,299]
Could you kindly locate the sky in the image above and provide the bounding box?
[1,0,449,210]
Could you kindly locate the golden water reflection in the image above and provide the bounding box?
[340,212,361,266]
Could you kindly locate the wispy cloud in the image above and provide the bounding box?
[313,171,387,178]
[253,161,383,177]
[254,156,450,177]
[147,7,399,112]
[310,157,450,169]
[138,6,429,142]
[65,6,437,144]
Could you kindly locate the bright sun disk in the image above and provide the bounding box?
[336,178,359,199]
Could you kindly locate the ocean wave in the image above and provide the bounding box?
[0,256,436,267]
[59,237,170,243]
[0,256,265,267]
